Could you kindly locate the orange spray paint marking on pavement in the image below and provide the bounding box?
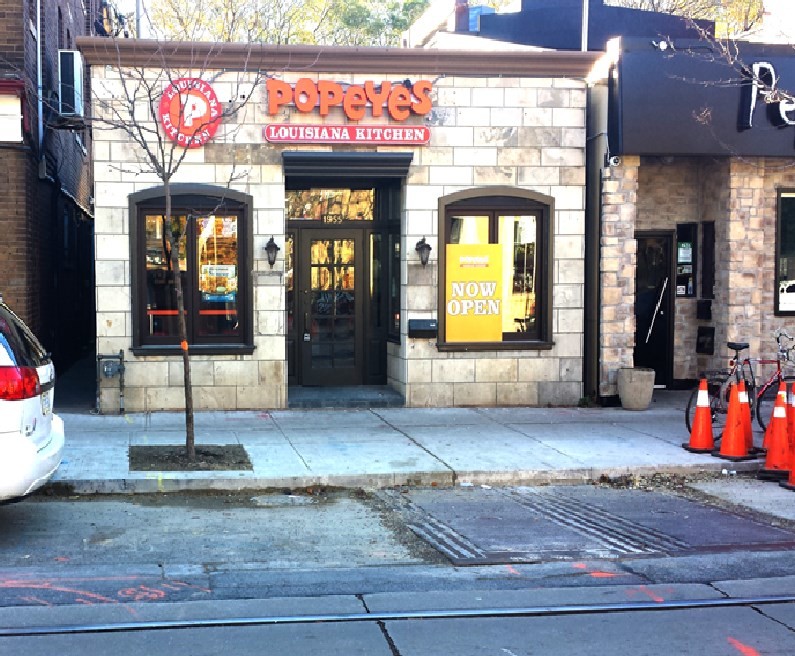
[628,585,665,603]
[727,637,760,656]
[571,562,617,578]
[505,565,521,576]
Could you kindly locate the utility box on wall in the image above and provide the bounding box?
[408,319,437,338]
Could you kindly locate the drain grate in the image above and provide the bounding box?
[504,489,690,556]
[379,487,795,566]
[378,490,491,563]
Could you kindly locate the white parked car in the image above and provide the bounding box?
[0,295,64,502]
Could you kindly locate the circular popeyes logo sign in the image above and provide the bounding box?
[159,78,221,148]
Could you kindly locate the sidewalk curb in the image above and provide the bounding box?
[45,460,762,496]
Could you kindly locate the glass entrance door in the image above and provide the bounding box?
[297,229,364,386]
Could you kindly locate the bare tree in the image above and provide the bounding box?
[606,0,763,35]
[86,40,263,460]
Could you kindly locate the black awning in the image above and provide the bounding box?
[282,151,413,179]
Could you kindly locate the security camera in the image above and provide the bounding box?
[608,155,621,167]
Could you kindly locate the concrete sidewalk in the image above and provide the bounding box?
[50,391,769,495]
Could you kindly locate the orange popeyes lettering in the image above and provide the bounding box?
[388,85,412,121]
[317,80,344,116]
[266,78,432,121]
[343,85,368,120]
[266,78,292,115]
[411,80,433,115]
[293,78,318,112]
[364,81,392,118]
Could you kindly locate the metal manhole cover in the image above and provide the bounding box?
[378,487,795,566]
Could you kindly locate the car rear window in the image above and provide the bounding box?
[0,305,50,368]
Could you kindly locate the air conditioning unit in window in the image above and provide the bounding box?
[58,50,84,117]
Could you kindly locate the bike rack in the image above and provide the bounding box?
[95,350,125,414]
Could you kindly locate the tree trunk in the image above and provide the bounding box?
[164,178,196,461]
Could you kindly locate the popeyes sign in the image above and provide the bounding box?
[266,78,433,121]
[159,78,221,148]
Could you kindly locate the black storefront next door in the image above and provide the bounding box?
[291,228,364,386]
[634,232,674,387]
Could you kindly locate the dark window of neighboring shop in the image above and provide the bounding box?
[130,186,253,355]
[675,223,697,297]
[776,192,795,315]
[438,188,553,351]
[701,222,715,300]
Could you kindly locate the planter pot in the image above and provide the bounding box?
[617,367,655,411]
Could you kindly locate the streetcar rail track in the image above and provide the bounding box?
[2,595,794,637]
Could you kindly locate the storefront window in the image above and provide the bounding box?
[132,190,252,353]
[777,192,795,314]
[439,191,551,350]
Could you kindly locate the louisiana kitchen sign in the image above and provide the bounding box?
[263,77,433,145]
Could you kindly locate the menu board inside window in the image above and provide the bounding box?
[676,223,697,297]
[285,189,375,223]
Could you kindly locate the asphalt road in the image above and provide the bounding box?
[1,483,795,653]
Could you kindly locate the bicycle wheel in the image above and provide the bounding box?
[756,381,778,431]
[685,382,728,438]
[756,376,795,430]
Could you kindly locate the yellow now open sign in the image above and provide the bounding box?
[445,244,503,342]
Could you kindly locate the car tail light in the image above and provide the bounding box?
[0,366,41,400]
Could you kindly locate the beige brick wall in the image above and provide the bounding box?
[92,67,586,410]
[599,156,639,396]
[397,76,586,407]
[603,154,795,394]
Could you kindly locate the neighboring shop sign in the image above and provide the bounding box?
[263,124,430,145]
[445,244,503,343]
[159,78,221,148]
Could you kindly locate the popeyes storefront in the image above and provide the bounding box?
[78,39,597,412]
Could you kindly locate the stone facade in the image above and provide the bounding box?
[598,156,638,397]
[89,63,587,411]
[600,154,795,396]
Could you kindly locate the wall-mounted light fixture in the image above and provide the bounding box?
[264,236,280,268]
[415,237,432,267]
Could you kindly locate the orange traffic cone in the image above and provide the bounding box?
[683,379,714,453]
[713,382,757,461]
[763,380,787,451]
[780,390,795,491]
[758,386,791,480]
[738,379,755,454]
[788,382,795,456]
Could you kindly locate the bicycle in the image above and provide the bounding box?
[685,330,795,436]
[685,340,756,437]
[753,329,795,431]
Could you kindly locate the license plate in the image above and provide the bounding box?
[41,390,52,415]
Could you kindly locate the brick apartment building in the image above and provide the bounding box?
[0,0,122,368]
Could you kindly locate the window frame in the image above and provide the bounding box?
[776,190,795,316]
[437,187,554,352]
[130,185,254,355]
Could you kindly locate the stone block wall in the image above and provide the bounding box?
[396,75,587,407]
[92,67,586,411]
[603,154,793,392]
[599,156,639,397]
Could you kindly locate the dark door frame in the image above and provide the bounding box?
[634,230,675,387]
[295,228,365,386]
